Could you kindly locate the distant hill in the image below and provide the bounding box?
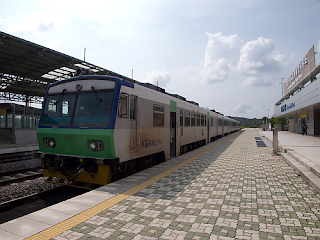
[227,116,261,128]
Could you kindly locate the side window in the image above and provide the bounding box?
[191,113,196,126]
[153,105,164,127]
[62,101,70,116]
[210,117,213,126]
[201,115,205,126]
[130,96,136,120]
[48,99,57,116]
[118,93,129,118]
[197,114,200,126]
[185,111,190,126]
[180,110,184,136]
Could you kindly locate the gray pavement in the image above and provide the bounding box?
[260,130,320,195]
[2,128,320,239]
[0,142,39,154]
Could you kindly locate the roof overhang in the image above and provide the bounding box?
[0,31,134,102]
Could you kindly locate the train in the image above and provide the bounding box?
[36,74,240,188]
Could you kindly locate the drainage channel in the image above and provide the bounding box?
[255,136,272,147]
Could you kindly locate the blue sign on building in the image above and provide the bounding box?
[281,103,295,112]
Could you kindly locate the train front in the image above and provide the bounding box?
[36,75,121,187]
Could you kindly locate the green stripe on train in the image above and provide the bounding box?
[37,128,116,159]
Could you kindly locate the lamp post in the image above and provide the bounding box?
[280,77,285,97]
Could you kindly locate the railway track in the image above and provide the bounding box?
[0,167,43,186]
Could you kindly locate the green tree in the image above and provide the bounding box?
[272,117,288,130]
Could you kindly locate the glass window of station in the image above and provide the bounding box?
[0,103,41,129]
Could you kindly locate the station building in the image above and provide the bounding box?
[274,45,320,135]
[0,103,41,144]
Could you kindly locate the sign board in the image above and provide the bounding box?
[283,45,316,96]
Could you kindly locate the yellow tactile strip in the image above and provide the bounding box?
[26,135,234,240]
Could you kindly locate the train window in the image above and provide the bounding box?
[185,111,190,126]
[62,101,70,116]
[118,93,129,118]
[130,97,136,120]
[201,115,205,126]
[48,99,57,113]
[73,92,114,126]
[191,113,195,126]
[42,94,76,125]
[197,114,200,126]
[42,89,115,126]
[153,105,164,127]
[210,117,213,126]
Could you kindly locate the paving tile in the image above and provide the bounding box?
[49,129,320,240]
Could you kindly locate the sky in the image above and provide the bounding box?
[1,0,320,118]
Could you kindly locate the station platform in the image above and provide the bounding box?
[1,128,320,239]
[259,130,320,195]
[0,143,39,155]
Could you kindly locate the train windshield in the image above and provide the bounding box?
[41,90,114,126]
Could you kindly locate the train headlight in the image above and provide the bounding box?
[44,138,56,148]
[89,140,104,151]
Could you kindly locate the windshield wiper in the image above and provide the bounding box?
[54,89,66,105]
[91,86,103,102]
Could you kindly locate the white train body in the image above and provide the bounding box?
[114,81,240,163]
[38,75,240,186]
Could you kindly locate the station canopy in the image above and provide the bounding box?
[0,31,134,104]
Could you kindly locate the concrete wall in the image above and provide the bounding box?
[15,129,38,144]
[0,129,12,142]
[289,119,296,133]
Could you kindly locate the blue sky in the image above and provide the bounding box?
[1,0,320,118]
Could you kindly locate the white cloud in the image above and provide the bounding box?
[197,32,242,84]
[238,37,279,73]
[242,76,272,87]
[199,58,229,83]
[0,18,12,30]
[146,70,171,87]
[194,33,285,87]
[237,37,285,87]
[0,14,71,38]
[233,102,252,114]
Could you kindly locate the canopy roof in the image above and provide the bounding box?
[0,31,133,103]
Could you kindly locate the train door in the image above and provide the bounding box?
[170,112,176,158]
[130,96,138,152]
[207,114,210,144]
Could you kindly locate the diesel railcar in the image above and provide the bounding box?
[36,75,240,188]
